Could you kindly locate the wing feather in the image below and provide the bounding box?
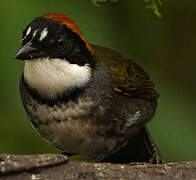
[93,45,159,100]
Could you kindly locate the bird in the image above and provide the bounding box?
[15,13,161,163]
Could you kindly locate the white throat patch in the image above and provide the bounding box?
[24,58,92,98]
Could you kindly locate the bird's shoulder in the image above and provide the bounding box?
[92,45,159,100]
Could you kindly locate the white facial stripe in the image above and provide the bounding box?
[26,26,31,36]
[33,30,38,37]
[24,58,92,98]
[40,27,48,41]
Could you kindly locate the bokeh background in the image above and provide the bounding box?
[0,0,196,162]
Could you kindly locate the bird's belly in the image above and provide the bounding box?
[27,100,105,157]
[37,117,101,156]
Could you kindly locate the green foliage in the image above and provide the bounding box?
[91,0,162,18]
[144,0,162,18]
[92,0,118,7]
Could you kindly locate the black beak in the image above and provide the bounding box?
[15,41,39,60]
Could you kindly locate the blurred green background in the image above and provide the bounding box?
[0,0,196,162]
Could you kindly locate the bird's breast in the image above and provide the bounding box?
[26,97,105,155]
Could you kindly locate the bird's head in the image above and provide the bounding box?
[15,13,94,98]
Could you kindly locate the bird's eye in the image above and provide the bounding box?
[56,35,65,49]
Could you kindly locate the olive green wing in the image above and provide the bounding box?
[93,45,159,100]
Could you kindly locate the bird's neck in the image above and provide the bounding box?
[24,58,92,99]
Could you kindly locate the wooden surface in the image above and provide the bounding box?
[0,154,196,180]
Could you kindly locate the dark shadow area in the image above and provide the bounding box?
[101,127,161,164]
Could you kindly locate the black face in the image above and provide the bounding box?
[15,17,93,66]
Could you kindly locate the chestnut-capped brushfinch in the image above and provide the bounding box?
[15,13,160,163]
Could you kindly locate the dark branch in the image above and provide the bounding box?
[0,154,195,180]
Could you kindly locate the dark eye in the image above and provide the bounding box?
[56,35,65,49]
